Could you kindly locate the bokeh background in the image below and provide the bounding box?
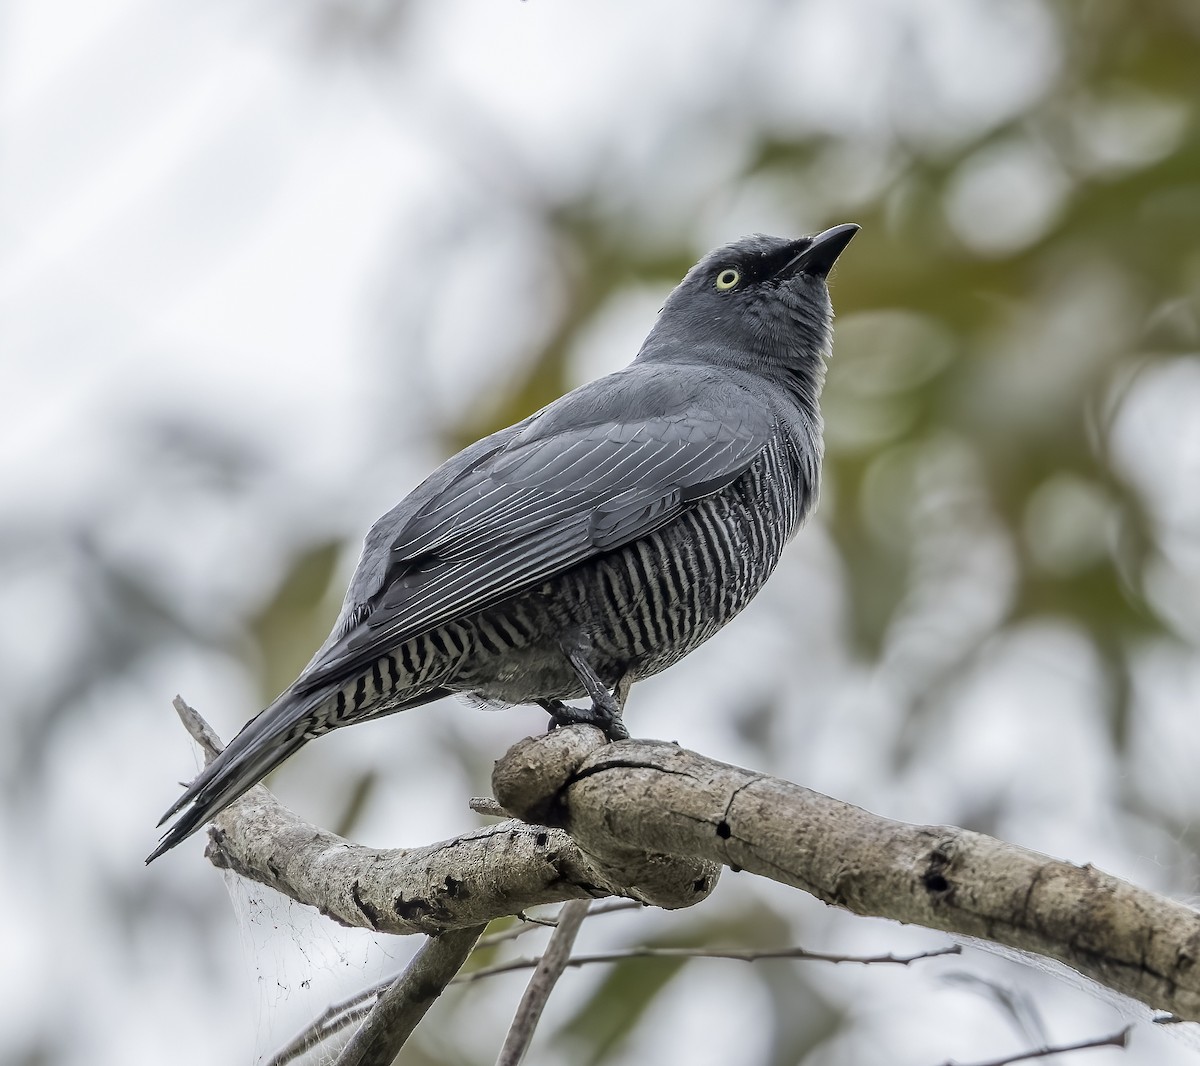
[4,1,1200,1063]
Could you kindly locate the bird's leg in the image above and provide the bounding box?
[566,646,631,740]
[613,668,633,713]
[540,642,631,741]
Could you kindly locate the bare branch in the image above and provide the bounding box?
[333,924,486,1066]
[938,1025,1131,1066]
[514,911,559,928]
[458,944,961,983]
[169,700,717,936]
[584,899,646,918]
[474,920,548,951]
[167,701,1200,1024]
[172,695,222,760]
[267,993,379,1066]
[268,899,651,1064]
[495,900,591,1066]
[492,727,1200,1022]
[487,899,641,937]
[267,927,488,1066]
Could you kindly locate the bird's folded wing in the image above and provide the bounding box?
[296,408,773,692]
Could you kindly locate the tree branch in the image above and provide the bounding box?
[495,899,591,1066]
[332,923,486,1066]
[491,727,1200,1022]
[171,698,717,935]
[263,900,659,1064]
[169,699,1200,1023]
[458,943,961,983]
[266,982,388,1066]
[942,1025,1131,1066]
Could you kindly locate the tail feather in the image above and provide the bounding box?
[148,684,456,863]
[146,687,332,863]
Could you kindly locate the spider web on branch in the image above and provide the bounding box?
[223,869,410,1066]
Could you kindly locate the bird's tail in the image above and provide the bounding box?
[146,686,334,863]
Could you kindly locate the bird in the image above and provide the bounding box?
[148,223,858,863]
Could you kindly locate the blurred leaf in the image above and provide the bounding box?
[940,971,1049,1047]
[761,969,847,1066]
[553,903,796,1063]
[554,955,686,1065]
[332,769,378,838]
[247,539,344,701]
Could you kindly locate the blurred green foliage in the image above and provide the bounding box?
[552,904,845,1065]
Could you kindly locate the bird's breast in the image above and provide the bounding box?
[456,435,809,702]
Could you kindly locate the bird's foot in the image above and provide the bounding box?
[551,642,633,741]
[539,698,630,742]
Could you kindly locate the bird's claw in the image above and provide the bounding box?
[542,698,629,741]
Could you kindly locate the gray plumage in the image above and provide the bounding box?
[148,223,858,862]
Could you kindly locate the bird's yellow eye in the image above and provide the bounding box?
[715,268,740,291]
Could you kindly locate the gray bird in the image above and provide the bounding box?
[148,223,858,863]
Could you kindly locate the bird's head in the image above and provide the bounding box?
[638,225,859,385]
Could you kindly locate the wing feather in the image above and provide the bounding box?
[297,401,775,693]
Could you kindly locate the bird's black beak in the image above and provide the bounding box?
[781,223,860,280]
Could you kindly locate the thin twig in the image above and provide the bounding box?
[267,898,647,1063]
[266,975,399,1066]
[937,1025,1131,1066]
[332,924,486,1066]
[268,1001,376,1066]
[515,910,560,928]
[495,900,592,1066]
[474,922,547,950]
[475,900,642,949]
[578,899,644,919]
[459,943,961,983]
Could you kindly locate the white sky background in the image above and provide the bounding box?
[3,1,1200,1064]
